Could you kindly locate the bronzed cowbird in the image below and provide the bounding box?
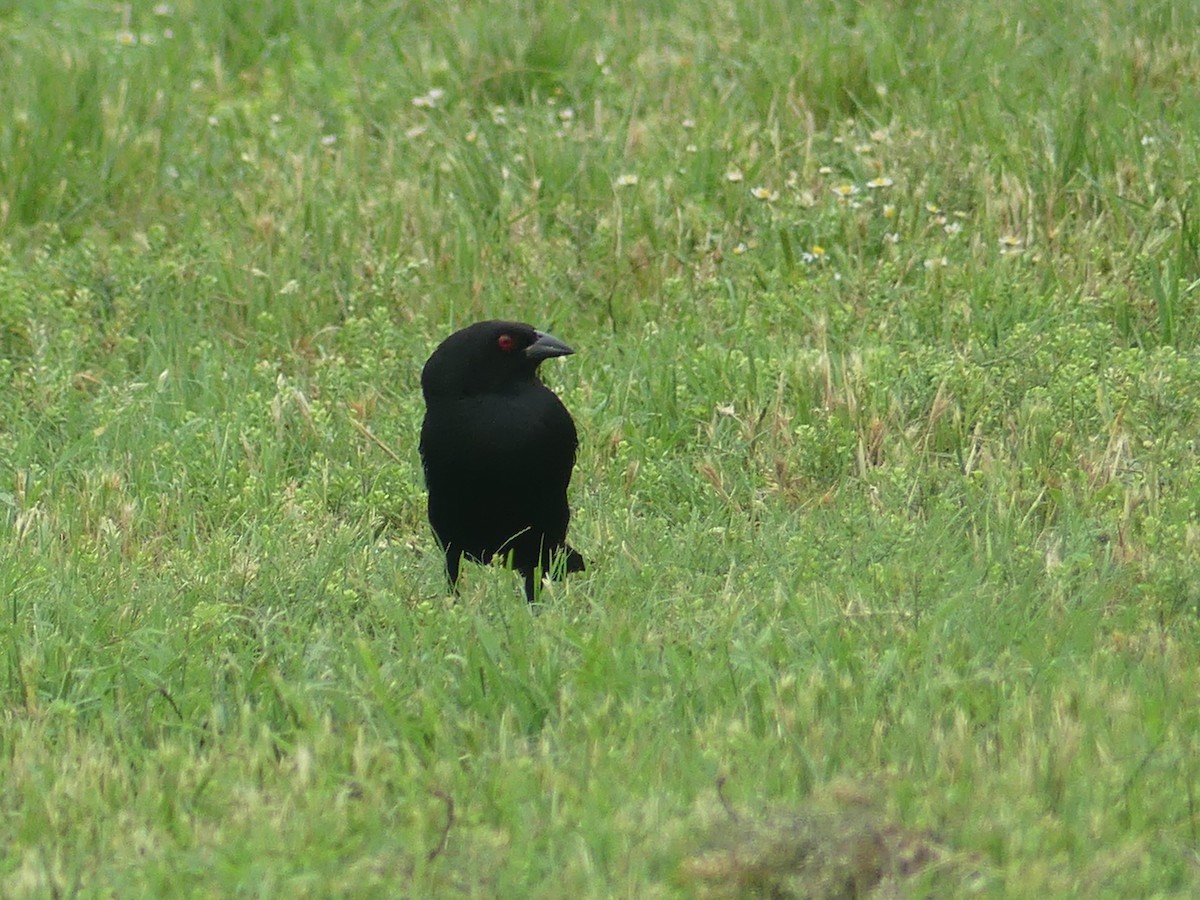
[419,320,584,602]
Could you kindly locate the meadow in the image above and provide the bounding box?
[2,0,1199,895]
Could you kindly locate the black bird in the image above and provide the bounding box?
[419,320,585,603]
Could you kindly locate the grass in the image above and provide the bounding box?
[2,0,1199,895]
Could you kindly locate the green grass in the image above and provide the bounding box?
[2,0,1200,895]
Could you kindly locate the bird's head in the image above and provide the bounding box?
[421,320,574,399]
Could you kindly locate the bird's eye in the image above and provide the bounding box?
[497,334,515,352]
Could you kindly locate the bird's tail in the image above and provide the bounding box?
[545,544,585,580]
[563,544,586,574]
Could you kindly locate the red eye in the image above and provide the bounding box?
[497,334,515,352]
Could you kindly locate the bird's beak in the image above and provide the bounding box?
[525,330,574,361]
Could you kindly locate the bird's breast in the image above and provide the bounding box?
[420,391,575,481]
